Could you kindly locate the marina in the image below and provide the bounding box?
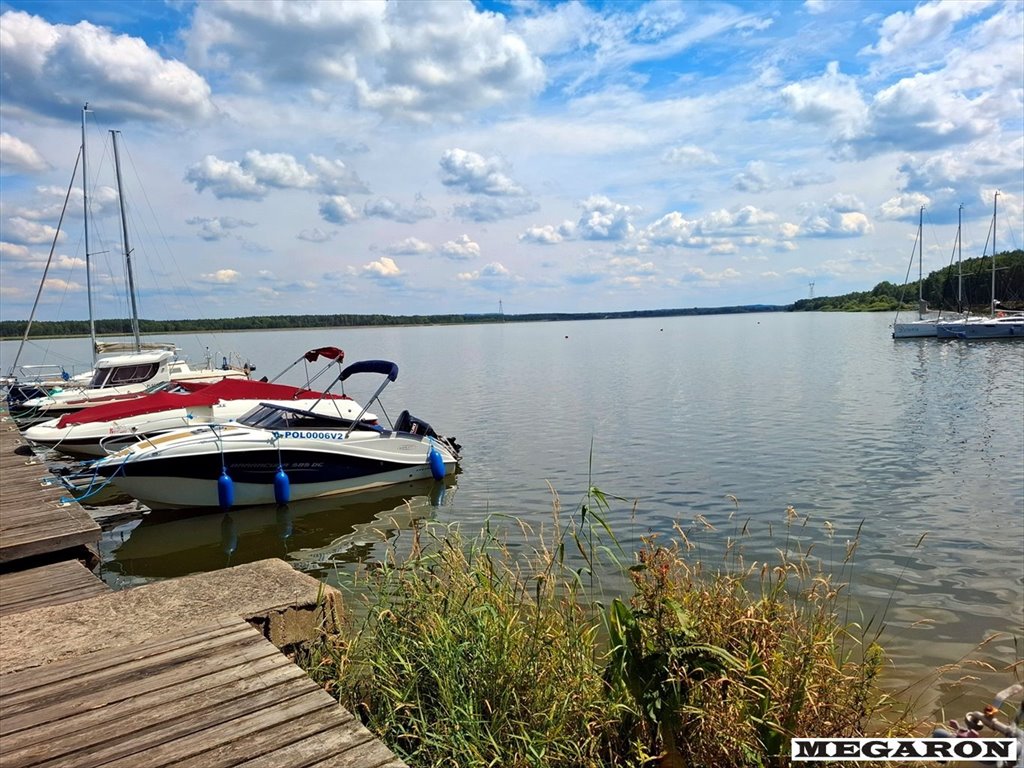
[3,312,1023,723]
[0,412,407,767]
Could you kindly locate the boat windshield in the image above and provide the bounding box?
[90,362,160,388]
[239,403,362,431]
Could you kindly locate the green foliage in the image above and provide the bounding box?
[302,520,623,768]
[298,493,908,768]
[0,305,786,339]
[792,249,1024,313]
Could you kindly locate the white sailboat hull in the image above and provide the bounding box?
[892,319,941,338]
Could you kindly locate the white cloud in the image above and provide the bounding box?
[878,193,930,221]
[199,269,240,284]
[362,256,402,279]
[0,242,33,261]
[0,10,213,123]
[319,196,361,224]
[576,195,637,241]
[733,161,772,193]
[308,155,370,195]
[0,133,50,174]
[386,237,433,255]
[363,196,435,223]
[186,216,256,241]
[243,150,318,189]
[792,201,874,238]
[439,234,480,261]
[0,1,1019,320]
[452,198,539,223]
[456,261,514,285]
[662,144,719,166]
[186,155,265,200]
[185,0,544,122]
[439,148,527,196]
[861,0,995,58]
[519,223,572,244]
[780,62,868,141]
[3,217,62,245]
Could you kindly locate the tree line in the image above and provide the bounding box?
[3,250,1022,338]
[0,306,783,339]
[793,249,1024,312]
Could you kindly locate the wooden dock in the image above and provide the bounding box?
[0,412,409,768]
[0,615,404,768]
[0,420,100,567]
[0,560,111,617]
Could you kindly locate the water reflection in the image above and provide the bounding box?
[99,478,454,587]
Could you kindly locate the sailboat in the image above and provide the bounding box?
[893,207,945,338]
[937,192,1024,339]
[6,107,247,427]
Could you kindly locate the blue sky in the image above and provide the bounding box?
[1,0,1021,321]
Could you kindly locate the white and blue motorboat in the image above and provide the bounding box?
[88,360,461,510]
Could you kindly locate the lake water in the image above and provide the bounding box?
[3,312,1022,719]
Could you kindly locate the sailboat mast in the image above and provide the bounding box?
[957,203,963,313]
[110,130,142,352]
[8,151,82,376]
[917,206,924,319]
[82,104,97,359]
[991,192,999,317]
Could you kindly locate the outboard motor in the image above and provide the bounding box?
[393,409,438,438]
[394,410,438,438]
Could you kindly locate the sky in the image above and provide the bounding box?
[0,0,1022,322]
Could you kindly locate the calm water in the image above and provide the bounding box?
[3,313,1022,717]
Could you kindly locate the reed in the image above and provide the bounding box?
[300,490,910,767]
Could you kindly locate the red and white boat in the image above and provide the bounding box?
[23,347,361,458]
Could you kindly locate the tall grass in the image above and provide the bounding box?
[300,490,910,767]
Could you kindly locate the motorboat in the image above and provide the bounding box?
[23,346,350,458]
[7,348,248,428]
[88,360,461,510]
[3,364,94,407]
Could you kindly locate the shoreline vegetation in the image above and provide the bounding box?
[296,490,960,768]
[2,250,1021,339]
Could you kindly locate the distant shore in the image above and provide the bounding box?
[1,304,793,340]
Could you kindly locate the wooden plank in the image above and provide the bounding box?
[0,561,110,617]
[187,706,369,768]
[0,425,99,563]
[2,660,307,764]
[0,618,251,709]
[0,617,407,768]
[1,629,283,736]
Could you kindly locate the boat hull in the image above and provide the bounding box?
[108,463,448,510]
[892,321,939,338]
[937,320,1024,339]
[96,429,458,510]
